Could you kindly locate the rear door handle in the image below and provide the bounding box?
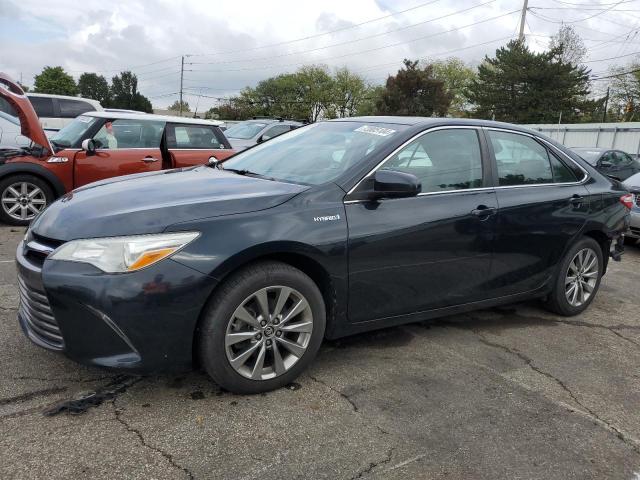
[142,156,159,163]
[471,205,497,218]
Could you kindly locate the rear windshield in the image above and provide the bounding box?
[223,121,407,185]
[225,122,268,139]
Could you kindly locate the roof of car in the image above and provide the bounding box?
[328,116,550,133]
[27,92,103,107]
[244,118,303,125]
[83,110,223,126]
[571,147,607,152]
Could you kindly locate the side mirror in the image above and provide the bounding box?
[372,170,421,199]
[600,160,613,168]
[81,139,96,155]
[208,156,221,169]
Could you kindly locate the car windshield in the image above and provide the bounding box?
[50,115,100,148]
[225,121,268,139]
[574,149,602,165]
[223,121,407,185]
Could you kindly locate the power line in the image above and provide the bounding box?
[187,0,499,67]
[188,0,447,57]
[591,66,640,79]
[528,1,631,24]
[185,11,520,74]
[551,0,638,6]
[583,48,640,63]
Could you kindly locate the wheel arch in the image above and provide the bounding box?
[582,229,610,274]
[0,163,66,198]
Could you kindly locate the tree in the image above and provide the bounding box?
[109,71,153,113]
[430,57,476,117]
[607,63,640,121]
[468,40,591,123]
[330,68,370,118]
[77,73,110,105]
[168,100,190,113]
[375,59,451,116]
[549,25,587,65]
[33,66,77,96]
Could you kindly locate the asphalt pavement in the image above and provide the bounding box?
[1,224,639,479]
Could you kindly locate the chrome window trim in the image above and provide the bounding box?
[483,126,590,185]
[343,186,495,204]
[345,125,482,197]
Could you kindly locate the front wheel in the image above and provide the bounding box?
[0,175,53,226]
[198,261,326,394]
[544,237,603,316]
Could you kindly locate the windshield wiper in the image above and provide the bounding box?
[223,168,277,181]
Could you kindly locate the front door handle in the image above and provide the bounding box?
[471,205,497,219]
[142,156,159,163]
[569,194,583,206]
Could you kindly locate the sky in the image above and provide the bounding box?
[1,0,639,110]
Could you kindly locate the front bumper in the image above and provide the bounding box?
[16,239,218,372]
[628,208,640,239]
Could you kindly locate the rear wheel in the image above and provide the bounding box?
[544,237,603,316]
[198,261,326,394]
[0,175,53,226]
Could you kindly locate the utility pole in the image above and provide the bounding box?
[602,86,610,123]
[179,55,184,117]
[518,0,529,42]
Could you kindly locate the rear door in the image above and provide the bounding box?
[74,118,164,187]
[166,123,234,168]
[345,126,498,322]
[486,128,590,296]
[613,151,638,180]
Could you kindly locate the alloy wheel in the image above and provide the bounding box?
[565,248,599,307]
[225,286,314,380]
[1,182,47,221]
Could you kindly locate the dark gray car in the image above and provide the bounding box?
[225,118,302,151]
[572,147,640,180]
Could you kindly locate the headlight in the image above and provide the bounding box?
[49,232,200,273]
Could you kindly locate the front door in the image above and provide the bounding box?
[166,123,234,168]
[346,127,497,323]
[485,128,591,296]
[74,118,164,187]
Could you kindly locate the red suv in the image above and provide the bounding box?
[0,73,235,225]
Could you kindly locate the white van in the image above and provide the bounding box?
[0,93,103,147]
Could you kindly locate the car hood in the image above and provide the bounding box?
[0,73,52,155]
[31,166,308,241]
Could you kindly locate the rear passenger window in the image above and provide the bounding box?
[549,153,577,183]
[58,99,96,118]
[382,129,483,193]
[170,125,222,149]
[489,131,556,186]
[27,96,54,117]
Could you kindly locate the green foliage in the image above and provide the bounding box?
[77,73,110,105]
[33,66,77,96]
[109,71,153,113]
[468,40,591,123]
[374,59,451,117]
[430,57,476,117]
[168,100,191,113]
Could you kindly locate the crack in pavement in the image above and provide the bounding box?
[111,398,196,480]
[349,447,395,480]
[307,374,359,412]
[0,386,67,406]
[473,331,640,455]
[11,375,115,384]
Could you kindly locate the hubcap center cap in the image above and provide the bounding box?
[264,326,275,337]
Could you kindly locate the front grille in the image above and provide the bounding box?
[17,274,64,349]
[635,193,640,208]
[24,233,63,267]
[631,226,640,235]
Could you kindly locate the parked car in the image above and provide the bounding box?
[0,92,104,148]
[0,73,234,225]
[224,118,303,151]
[15,114,631,393]
[623,172,640,243]
[572,147,640,180]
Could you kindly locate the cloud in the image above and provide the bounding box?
[0,0,634,108]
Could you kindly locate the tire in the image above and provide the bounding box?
[198,261,326,394]
[544,237,603,316]
[0,174,54,226]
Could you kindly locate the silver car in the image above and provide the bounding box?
[224,118,302,152]
[624,172,640,243]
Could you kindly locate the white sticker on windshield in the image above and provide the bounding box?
[354,125,396,137]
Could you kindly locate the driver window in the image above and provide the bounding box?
[381,129,483,193]
[93,119,163,149]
